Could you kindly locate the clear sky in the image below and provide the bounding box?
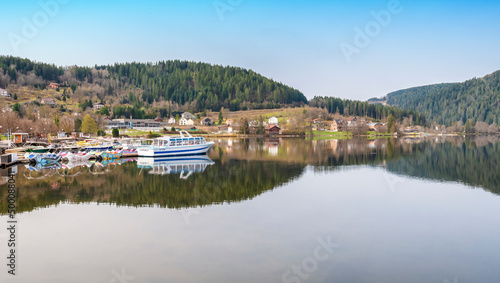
[1,0,500,100]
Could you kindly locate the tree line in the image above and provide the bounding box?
[384,71,500,126]
[309,96,427,125]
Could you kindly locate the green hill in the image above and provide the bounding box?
[376,71,500,125]
[0,56,307,114]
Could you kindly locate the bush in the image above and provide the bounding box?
[97,130,106,136]
[147,131,162,138]
[112,128,119,137]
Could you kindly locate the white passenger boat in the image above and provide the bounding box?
[137,131,214,157]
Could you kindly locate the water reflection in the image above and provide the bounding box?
[137,155,214,179]
[1,136,499,214]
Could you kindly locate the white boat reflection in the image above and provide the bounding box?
[137,155,215,179]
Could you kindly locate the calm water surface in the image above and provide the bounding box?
[1,137,499,283]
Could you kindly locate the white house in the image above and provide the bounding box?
[181,112,196,119]
[186,119,195,126]
[93,103,104,110]
[179,117,188,125]
[0,88,10,97]
[168,117,176,124]
[269,116,278,125]
[40,98,56,105]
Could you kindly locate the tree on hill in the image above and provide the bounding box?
[218,110,223,125]
[81,114,97,134]
[387,115,396,133]
[12,103,20,113]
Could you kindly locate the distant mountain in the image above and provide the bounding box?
[371,71,500,125]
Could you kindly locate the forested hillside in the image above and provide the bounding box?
[0,56,307,112]
[310,96,427,125]
[104,61,307,111]
[378,71,500,125]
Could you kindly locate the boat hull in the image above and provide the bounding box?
[137,142,214,157]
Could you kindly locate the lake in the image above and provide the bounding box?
[1,136,500,283]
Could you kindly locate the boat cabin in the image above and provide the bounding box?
[153,136,207,147]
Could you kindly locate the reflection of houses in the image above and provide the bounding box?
[268,138,280,156]
[265,124,281,134]
[201,118,212,126]
[330,119,346,132]
[181,112,195,120]
[218,125,234,133]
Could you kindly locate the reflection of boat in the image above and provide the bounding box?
[62,152,92,162]
[26,153,62,164]
[62,160,92,169]
[25,162,62,171]
[101,150,123,160]
[138,131,214,157]
[137,155,215,179]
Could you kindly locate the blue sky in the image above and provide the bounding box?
[1,0,500,100]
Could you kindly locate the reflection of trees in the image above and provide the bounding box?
[1,137,499,214]
[386,138,500,194]
[0,160,305,214]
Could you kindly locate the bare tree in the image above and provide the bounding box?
[0,112,20,131]
[488,124,498,134]
[59,116,75,133]
[347,122,369,136]
[475,121,490,133]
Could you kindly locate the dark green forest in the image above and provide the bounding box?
[103,61,308,111]
[310,96,427,125]
[381,71,500,125]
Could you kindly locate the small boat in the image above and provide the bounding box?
[26,147,51,153]
[137,131,214,157]
[103,149,123,160]
[100,149,123,160]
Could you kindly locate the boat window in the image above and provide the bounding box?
[169,141,175,146]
